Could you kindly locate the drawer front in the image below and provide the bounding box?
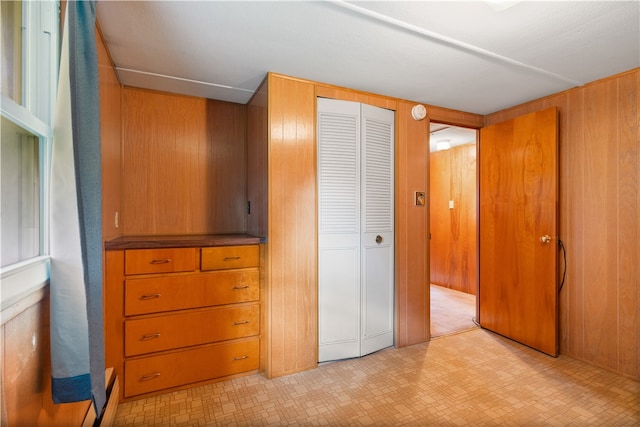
[125,304,260,356]
[201,245,259,271]
[124,337,259,397]
[125,248,196,275]
[125,269,259,316]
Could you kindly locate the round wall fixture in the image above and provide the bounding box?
[411,104,427,121]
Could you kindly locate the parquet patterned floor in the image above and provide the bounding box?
[113,328,639,426]
[430,284,477,338]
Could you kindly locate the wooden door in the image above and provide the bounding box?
[478,107,558,356]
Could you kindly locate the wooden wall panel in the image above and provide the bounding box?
[485,68,639,380]
[582,79,619,370]
[616,71,639,379]
[247,77,269,238]
[103,250,125,398]
[427,105,484,129]
[429,143,477,295]
[316,84,397,110]
[395,100,430,346]
[97,27,122,242]
[265,74,318,377]
[2,291,89,426]
[206,99,248,233]
[429,149,451,287]
[262,75,483,365]
[122,89,247,235]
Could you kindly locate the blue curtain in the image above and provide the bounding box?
[50,0,105,415]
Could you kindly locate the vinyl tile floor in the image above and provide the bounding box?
[113,328,639,426]
[430,285,478,338]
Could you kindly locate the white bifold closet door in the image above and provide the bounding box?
[317,98,394,363]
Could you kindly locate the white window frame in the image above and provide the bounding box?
[1,0,58,313]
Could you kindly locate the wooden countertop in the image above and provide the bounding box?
[104,233,265,250]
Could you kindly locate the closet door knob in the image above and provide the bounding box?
[375,235,383,244]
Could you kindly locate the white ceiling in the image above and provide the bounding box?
[429,123,476,152]
[96,1,639,116]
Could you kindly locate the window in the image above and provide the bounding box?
[1,0,23,104]
[1,0,58,306]
[1,117,40,267]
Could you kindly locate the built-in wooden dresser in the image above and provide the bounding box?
[104,234,264,400]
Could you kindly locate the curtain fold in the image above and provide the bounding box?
[50,0,105,415]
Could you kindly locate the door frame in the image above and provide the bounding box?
[428,120,482,336]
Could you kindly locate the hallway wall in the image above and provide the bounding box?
[429,142,477,295]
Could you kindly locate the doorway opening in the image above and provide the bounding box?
[429,123,479,338]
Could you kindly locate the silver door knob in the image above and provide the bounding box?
[375,235,383,244]
[540,235,552,244]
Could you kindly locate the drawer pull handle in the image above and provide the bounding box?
[139,293,161,300]
[150,258,171,264]
[223,256,241,261]
[233,320,250,326]
[232,285,250,290]
[233,355,249,361]
[140,372,161,381]
[140,333,161,341]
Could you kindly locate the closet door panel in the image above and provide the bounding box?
[317,98,361,362]
[318,246,361,361]
[318,98,394,362]
[361,103,395,355]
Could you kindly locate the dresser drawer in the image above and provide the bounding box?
[125,248,196,275]
[201,245,259,271]
[124,337,259,397]
[125,269,259,316]
[125,304,259,356]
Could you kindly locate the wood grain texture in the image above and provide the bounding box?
[616,71,639,379]
[122,88,247,235]
[104,250,125,400]
[206,99,247,233]
[395,100,430,346]
[105,233,263,250]
[582,80,618,370]
[429,143,477,295]
[260,75,476,369]
[97,26,122,242]
[484,68,639,380]
[427,105,484,129]
[1,292,90,426]
[247,77,269,238]
[265,74,318,377]
[479,107,558,356]
[316,84,397,110]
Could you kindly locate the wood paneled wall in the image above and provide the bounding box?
[485,68,639,380]
[395,100,430,346]
[250,74,483,377]
[99,26,122,242]
[263,74,318,377]
[247,78,268,238]
[430,143,477,295]
[122,89,247,235]
[1,291,91,426]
